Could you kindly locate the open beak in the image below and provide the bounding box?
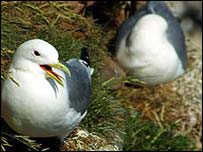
[40,62,71,87]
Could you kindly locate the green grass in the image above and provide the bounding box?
[122,110,194,151]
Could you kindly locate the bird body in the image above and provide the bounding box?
[115,1,186,85]
[1,39,93,139]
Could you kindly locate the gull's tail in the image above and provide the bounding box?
[80,47,91,67]
[80,47,94,76]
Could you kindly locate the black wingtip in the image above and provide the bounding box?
[80,47,91,66]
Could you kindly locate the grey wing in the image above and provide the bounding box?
[115,9,148,51]
[166,18,187,70]
[64,59,92,115]
[147,1,187,70]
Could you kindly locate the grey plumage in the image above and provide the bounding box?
[64,59,92,115]
[115,11,146,51]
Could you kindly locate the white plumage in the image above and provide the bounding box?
[1,39,93,140]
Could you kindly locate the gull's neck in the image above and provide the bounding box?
[10,59,44,76]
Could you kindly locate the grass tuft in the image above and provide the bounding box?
[122,110,194,151]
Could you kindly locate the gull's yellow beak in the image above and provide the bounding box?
[41,62,71,87]
[49,62,71,77]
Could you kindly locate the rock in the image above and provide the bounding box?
[60,127,120,151]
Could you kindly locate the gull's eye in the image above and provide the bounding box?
[33,50,40,56]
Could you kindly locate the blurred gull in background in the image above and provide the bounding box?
[115,1,187,85]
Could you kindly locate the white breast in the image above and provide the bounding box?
[1,69,83,138]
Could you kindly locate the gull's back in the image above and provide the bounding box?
[64,58,92,115]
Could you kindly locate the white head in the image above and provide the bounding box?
[12,39,58,67]
[132,14,168,34]
[11,39,71,86]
